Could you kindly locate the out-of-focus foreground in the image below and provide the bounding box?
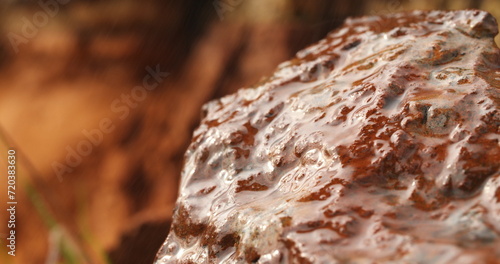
[0,0,497,263]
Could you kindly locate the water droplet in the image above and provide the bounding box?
[220,170,233,182]
[159,255,171,263]
[302,149,320,165]
[166,242,178,254]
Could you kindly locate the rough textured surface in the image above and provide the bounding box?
[156,10,500,263]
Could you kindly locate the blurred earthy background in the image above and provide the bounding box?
[0,0,497,263]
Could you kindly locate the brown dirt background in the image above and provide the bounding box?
[0,0,497,263]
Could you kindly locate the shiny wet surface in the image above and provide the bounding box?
[157,10,500,264]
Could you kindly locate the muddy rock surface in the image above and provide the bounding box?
[156,10,500,263]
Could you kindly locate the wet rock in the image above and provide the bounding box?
[156,10,500,263]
